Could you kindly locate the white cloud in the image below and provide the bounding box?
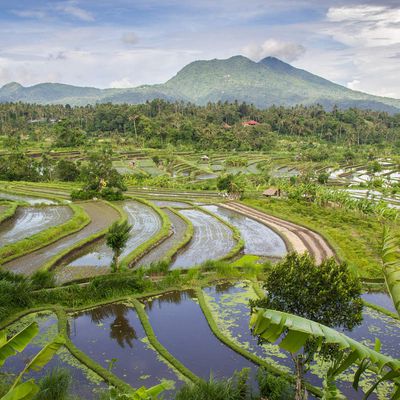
[110,77,135,88]
[12,9,47,19]
[347,79,360,90]
[122,32,139,45]
[242,39,306,62]
[56,3,94,22]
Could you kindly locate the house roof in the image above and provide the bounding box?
[263,187,280,196]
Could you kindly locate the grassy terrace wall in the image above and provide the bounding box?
[161,207,194,264]
[0,201,18,224]
[0,203,90,264]
[122,197,171,267]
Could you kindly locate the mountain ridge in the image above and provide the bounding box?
[1,55,399,112]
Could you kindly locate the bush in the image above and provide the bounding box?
[34,367,71,400]
[257,369,295,400]
[30,270,56,289]
[0,271,32,312]
[70,189,98,200]
[175,369,251,400]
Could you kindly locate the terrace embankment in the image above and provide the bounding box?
[2,201,119,275]
[221,202,335,264]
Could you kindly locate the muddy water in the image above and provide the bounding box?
[68,303,184,397]
[143,290,258,383]
[2,312,105,399]
[137,209,187,267]
[3,201,119,275]
[151,200,190,208]
[0,191,56,205]
[0,206,72,246]
[170,209,235,269]
[64,201,161,268]
[202,205,287,257]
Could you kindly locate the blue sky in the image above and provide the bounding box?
[1,0,400,98]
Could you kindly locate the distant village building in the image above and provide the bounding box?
[201,155,210,161]
[263,187,281,197]
[242,120,259,127]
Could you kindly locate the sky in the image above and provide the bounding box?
[0,0,400,98]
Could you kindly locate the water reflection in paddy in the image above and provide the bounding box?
[66,201,161,268]
[69,303,184,396]
[142,290,258,383]
[202,205,287,257]
[2,312,105,399]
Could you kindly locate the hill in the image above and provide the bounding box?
[1,55,400,112]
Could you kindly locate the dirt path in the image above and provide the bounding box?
[2,201,119,275]
[221,202,335,264]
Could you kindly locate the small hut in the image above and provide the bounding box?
[242,120,259,127]
[263,187,281,197]
[200,155,210,162]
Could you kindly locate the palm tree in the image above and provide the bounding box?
[106,220,132,272]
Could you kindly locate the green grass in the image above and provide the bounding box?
[0,203,90,263]
[243,198,384,279]
[0,201,18,224]
[232,255,260,267]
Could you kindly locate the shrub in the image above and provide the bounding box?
[34,367,71,400]
[257,369,295,400]
[30,270,56,289]
[175,369,251,400]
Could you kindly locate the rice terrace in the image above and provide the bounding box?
[1,2,400,400]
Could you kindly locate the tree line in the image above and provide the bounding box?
[1,100,400,149]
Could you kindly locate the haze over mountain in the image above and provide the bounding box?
[1,56,400,113]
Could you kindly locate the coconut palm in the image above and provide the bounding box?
[106,220,132,272]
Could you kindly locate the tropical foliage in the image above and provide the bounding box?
[0,322,65,400]
[381,227,400,315]
[250,309,400,399]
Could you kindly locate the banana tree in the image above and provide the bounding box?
[250,309,400,399]
[381,227,400,316]
[0,322,65,400]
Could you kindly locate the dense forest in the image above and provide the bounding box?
[1,100,400,150]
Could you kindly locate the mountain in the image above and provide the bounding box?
[1,55,400,112]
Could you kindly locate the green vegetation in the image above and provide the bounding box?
[250,309,400,399]
[0,202,18,224]
[0,321,64,400]
[244,198,386,278]
[251,253,363,399]
[106,221,132,272]
[381,227,400,315]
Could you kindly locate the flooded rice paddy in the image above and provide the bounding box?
[137,209,187,267]
[2,312,106,399]
[0,206,72,245]
[170,208,235,269]
[0,191,57,205]
[142,290,258,383]
[64,201,161,268]
[69,303,184,397]
[202,205,287,257]
[4,201,119,275]
[3,284,399,399]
